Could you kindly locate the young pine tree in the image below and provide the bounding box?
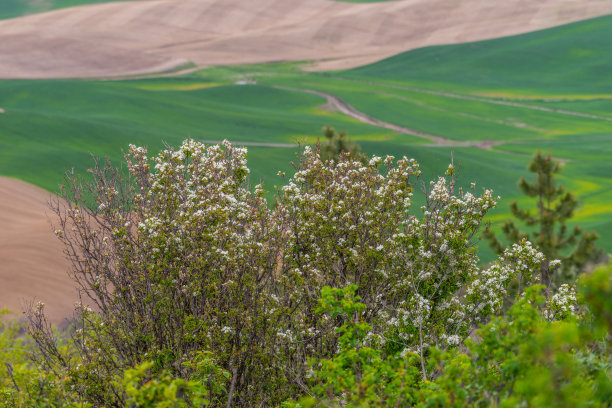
[319,125,366,164]
[485,150,605,287]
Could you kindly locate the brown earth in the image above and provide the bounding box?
[0,0,611,78]
[0,177,76,326]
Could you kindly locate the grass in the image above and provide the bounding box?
[1,15,611,258]
[347,14,612,94]
[0,77,390,194]
[237,16,612,252]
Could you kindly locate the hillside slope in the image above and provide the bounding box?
[0,0,611,78]
[0,177,76,326]
[348,14,612,94]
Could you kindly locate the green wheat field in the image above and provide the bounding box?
[0,13,610,259]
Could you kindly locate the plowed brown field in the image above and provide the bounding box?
[0,177,75,325]
[0,0,611,78]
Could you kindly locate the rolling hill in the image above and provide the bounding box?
[259,15,612,249]
[1,5,611,323]
[0,177,73,326]
[0,0,611,78]
[348,14,612,94]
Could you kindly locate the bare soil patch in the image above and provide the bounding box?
[0,0,611,78]
[0,177,76,325]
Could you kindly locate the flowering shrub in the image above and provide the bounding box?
[19,139,593,407]
[379,166,499,373]
[276,148,419,367]
[44,140,287,406]
[544,283,578,321]
[275,148,567,382]
[287,265,612,407]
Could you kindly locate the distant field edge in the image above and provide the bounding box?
[0,0,133,20]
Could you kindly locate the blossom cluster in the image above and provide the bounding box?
[273,146,573,358]
[544,283,578,321]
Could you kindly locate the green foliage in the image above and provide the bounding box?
[319,125,366,164]
[485,150,605,285]
[289,265,612,407]
[283,286,422,407]
[8,139,610,407]
[1,310,227,407]
[118,352,228,408]
[0,309,88,407]
[424,265,612,407]
[579,264,612,337]
[423,286,589,407]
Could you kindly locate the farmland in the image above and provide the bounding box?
[0,2,611,405]
[1,15,610,257]
[0,0,126,20]
[2,0,611,78]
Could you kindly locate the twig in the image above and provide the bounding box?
[5,362,21,393]
[225,367,238,408]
